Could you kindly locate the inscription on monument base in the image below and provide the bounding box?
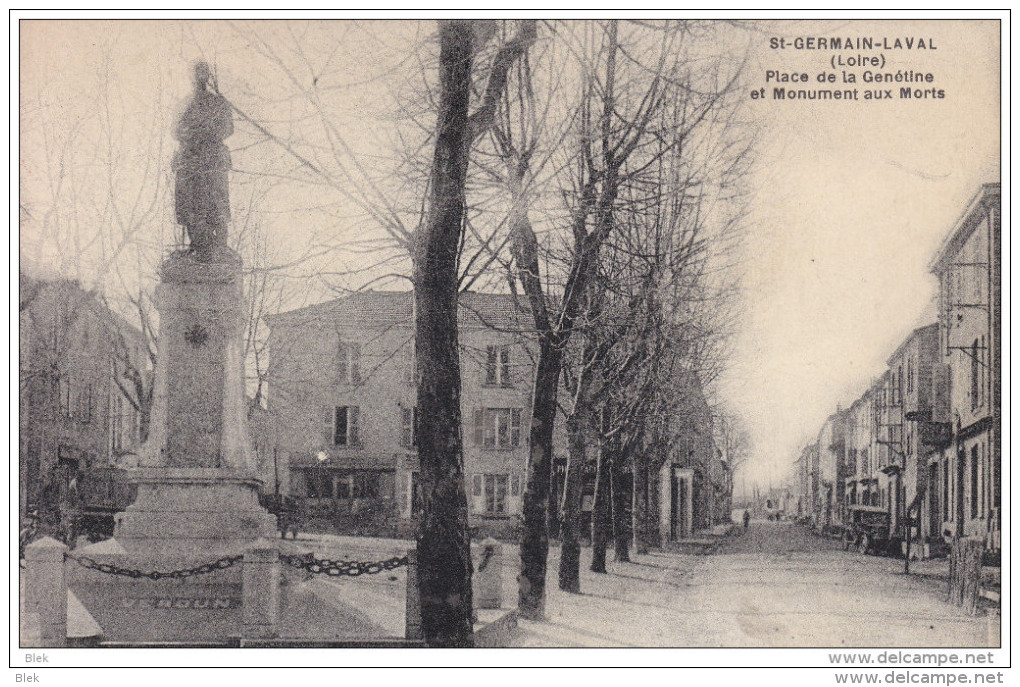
[120,597,241,609]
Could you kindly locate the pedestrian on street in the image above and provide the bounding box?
[743,509,751,529]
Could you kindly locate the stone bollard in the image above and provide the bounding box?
[25,537,67,648]
[404,548,423,641]
[242,538,280,639]
[474,538,503,610]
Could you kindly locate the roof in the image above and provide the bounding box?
[20,273,148,351]
[886,322,939,365]
[930,183,1000,274]
[265,289,534,332]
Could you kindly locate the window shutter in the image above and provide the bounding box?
[485,346,498,385]
[511,408,522,447]
[397,472,410,518]
[501,346,512,386]
[473,408,484,446]
[349,406,360,446]
[401,406,413,448]
[350,344,361,385]
[471,474,485,513]
[337,342,349,385]
[404,343,415,386]
[509,473,522,515]
[324,406,335,445]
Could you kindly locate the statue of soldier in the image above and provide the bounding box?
[172,61,233,253]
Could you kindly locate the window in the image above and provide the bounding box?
[403,341,416,386]
[338,341,361,385]
[970,444,979,519]
[73,383,92,423]
[941,460,949,523]
[329,406,360,447]
[486,475,508,514]
[354,472,380,499]
[304,469,332,498]
[472,474,508,515]
[907,357,915,393]
[485,345,512,386]
[981,335,987,406]
[970,339,980,409]
[400,405,417,449]
[473,408,522,448]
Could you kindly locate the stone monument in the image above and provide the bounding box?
[63,62,279,643]
[113,61,276,554]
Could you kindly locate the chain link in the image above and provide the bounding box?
[67,553,243,580]
[67,549,408,580]
[279,552,409,577]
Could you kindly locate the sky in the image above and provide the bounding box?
[16,17,1003,496]
[723,19,1000,493]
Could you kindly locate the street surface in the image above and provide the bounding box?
[41,521,994,647]
[299,520,996,647]
[516,519,998,647]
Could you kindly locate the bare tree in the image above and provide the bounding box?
[412,19,535,647]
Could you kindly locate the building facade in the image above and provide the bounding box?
[815,410,847,533]
[799,183,1000,558]
[265,290,536,537]
[930,184,1000,551]
[886,323,943,552]
[19,275,148,525]
[653,373,723,542]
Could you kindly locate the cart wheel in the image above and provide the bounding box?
[857,533,871,555]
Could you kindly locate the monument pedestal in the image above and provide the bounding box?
[115,469,276,556]
[71,248,279,642]
[113,249,276,555]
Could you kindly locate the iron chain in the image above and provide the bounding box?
[279,552,408,577]
[67,553,243,580]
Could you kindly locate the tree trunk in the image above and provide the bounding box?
[548,462,561,541]
[590,441,613,573]
[632,451,649,555]
[518,335,562,619]
[558,408,587,593]
[413,20,475,648]
[612,449,630,562]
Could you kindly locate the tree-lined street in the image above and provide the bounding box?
[513,520,996,647]
[18,19,1001,655]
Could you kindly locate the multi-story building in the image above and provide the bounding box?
[930,183,1000,551]
[845,387,878,510]
[887,323,943,553]
[19,274,148,523]
[815,409,847,533]
[265,290,536,537]
[798,442,820,525]
[654,372,721,541]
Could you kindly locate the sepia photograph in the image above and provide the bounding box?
[13,12,1006,679]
